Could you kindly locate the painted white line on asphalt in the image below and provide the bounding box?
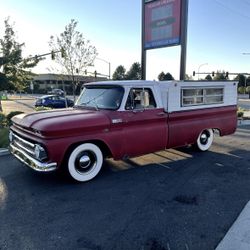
[154,162,171,169]
[216,200,250,250]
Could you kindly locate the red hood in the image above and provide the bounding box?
[12,108,110,137]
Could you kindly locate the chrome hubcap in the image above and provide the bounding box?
[200,132,209,145]
[75,151,96,174]
[79,155,91,169]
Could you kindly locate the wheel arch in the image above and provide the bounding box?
[62,139,112,167]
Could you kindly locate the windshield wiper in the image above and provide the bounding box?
[80,101,99,110]
[78,89,109,110]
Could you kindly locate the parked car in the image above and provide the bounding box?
[35,95,74,108]
[48,89,64,96]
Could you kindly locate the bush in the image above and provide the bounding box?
[246,86,250,94]
[0,113,7,128]
[6,111,24,126]
[0,127,9,148]
[237,107,244,118]
[238,87,245,94]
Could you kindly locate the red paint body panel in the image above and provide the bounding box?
[119,108,167,158]
[167,105,237,148]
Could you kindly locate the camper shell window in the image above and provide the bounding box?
[181,87,224,107]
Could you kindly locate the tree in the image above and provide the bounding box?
[234,74,246,87]
[165,72,174,80]
[112,65,126,80]
[158,72,166,81]
[213,71,227,81]
[0,17,40,92]
[126,62,141,80]
[185,74,193,80]
[49,19,98,100]
[158,71,174,81]
[205,74,212,81]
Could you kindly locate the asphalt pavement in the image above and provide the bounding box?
[0,126,250,250]
[1,94,250,249]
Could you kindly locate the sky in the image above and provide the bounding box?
[1,0,250,80]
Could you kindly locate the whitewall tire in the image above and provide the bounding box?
[196,129,214,151]
[67,143,103,182]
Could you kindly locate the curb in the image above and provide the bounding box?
[216,201,250,250]
[13,100,34,109]
[0,148,10,156]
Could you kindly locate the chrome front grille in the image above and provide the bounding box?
[9,130,57,172]
[10,131,36,157]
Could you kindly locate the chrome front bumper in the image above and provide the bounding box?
[10,143,57,172]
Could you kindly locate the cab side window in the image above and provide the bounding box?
[125,88,156,110]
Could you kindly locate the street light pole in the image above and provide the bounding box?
[95,57,111,79]
[198,63,208,80]
[242,53,250,95]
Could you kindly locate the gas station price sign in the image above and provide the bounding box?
[144,0,181,49]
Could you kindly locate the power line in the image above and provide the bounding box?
[214,0,250,20]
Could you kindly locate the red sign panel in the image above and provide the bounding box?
[144,0,181,49]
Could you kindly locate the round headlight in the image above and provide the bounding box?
[34,144,47,161]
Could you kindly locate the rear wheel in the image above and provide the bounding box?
[67,143,103,182]
[196,129,214,151]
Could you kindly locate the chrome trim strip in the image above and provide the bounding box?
[15,140,35,156]
[10,143,57,172]
[13,133,35,148]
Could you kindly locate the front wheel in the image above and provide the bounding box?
[67,143,103,182]
[196,129,214,151]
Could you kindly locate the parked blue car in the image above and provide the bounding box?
[35,95,74,108]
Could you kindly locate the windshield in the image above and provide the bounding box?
[75,85,124,110]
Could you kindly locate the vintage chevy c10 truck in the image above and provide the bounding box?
[9,80,238,182]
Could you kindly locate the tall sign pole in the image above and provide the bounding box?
[141,0,146,80]
[141,0,188,80]
[180,0,188,80]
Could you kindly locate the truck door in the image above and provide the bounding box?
[122,87,168,158]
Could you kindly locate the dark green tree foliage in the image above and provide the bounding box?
[234,74,250,88]
[205,74,212,81]
[158,72,166,81]
[158,71,174,81]
[213,71,227,81]
[112,65,126,80]
[0,18,40,91]
[126,62,141,80]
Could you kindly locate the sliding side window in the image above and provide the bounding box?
[181,87,224,107]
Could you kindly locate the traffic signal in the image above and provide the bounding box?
[94,70,97,78]
[84,69,87,75]
[212,71,215,77]
[61,48,66,58]
[193,71,195,76]
[51,50,55,60]
[225,72,229,78]
[76,68,79,74]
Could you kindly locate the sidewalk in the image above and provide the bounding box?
[1,99,34,115]
[216,201,250,250]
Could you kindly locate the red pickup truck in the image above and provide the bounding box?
[9,80,238,182]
